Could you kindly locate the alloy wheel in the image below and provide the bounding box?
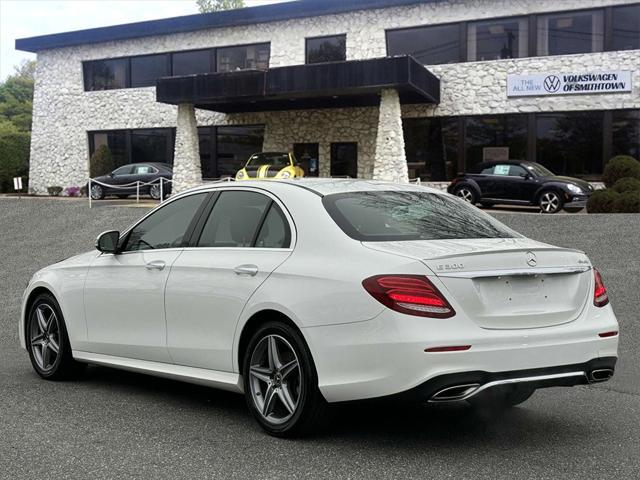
[540,192,560,213]
[90,184,103,200]
[149,185,161,200]
[248,334,302,425]
[456,188,474,203]
[30,304,61,372]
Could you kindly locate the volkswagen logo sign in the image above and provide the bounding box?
[525,251,537,267]
[543,75,561,93]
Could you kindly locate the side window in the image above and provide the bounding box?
[480,165,494,174]
[197,191,271,248]
[492,164,511,176]
[509,165,527,177]
[134,165,155,174]
[124,193,207,251]
[113,165,133,176]
[255,204,291,248]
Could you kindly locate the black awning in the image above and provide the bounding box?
[156,56,439,113]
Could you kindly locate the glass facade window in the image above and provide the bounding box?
[536,111,604,177]
[306,35,346,64]
[216,43,270,72]
[88,129,175,176]
[131,129,174,163]
[612,110,640,160]
[537,10,604,56]
[403,117,459,181]
[467,17,528,61]
[83,59,127,91]
[612,4,640,51]
[172,49,212,76]
[130,54,170,88]
[198,125,265,179]
[386,23,460,65]
[465,115,528,168]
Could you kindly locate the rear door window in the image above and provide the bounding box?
[197,191,289,248]
[323,191,517,241]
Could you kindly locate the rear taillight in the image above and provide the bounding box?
[362,275,455,318]
[593,268,609,307]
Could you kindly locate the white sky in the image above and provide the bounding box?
[0,0,288,79]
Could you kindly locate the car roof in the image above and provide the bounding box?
[179,178,443,197]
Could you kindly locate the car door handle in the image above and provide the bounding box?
[234,264,259,276]
[145,260,166,271]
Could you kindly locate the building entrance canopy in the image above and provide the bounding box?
[156,56,439,113]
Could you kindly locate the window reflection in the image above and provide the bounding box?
[83,59,127,91]
[612,110,640,160]
[536,111,604,178]
[172,49,212,76]
[466,115,528,168]
[216,43,270,72]
[130,54,170,88]
[537,10,604,56]
[306,35,346,64]
[403,117,459,181]
[612,4,640,51]
[387,23,460,65]
[467,17,528,61]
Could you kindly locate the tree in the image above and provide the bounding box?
[0,60,35,192]
[196,0,245,13]
[0,59,36,132]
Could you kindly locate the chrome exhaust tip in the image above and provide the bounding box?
[589,368,614,383]
[428,383,480,402]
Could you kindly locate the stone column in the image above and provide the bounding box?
[372,88,408,183]
[172,103,202,193]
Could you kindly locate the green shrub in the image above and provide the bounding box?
[47,186,63,196]
[89,144,115,178]
[587,189,620,213]
[602,155,640,188]
[612,177,640,193]
[0,131,30,193]
[613,190,640,213]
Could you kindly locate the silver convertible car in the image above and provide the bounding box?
[21,179,618,436]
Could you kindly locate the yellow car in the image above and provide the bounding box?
[236,152,305,180]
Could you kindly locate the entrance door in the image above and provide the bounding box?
[330,142,358,178]
[293,143,319,177]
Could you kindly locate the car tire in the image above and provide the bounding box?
[242,321,327,437]
[539,190,563,214]
[453,185,478,204]
[26,293,86,380]
[90,184,104,200]
[149,184,162,200]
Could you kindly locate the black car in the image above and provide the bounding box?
[448,160,594,213]
[89,162,173,200]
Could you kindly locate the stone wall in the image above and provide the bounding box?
[27,0,640,192]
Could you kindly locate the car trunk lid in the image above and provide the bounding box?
[363,238,592,329]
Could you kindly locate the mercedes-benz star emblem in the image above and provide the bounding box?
[543,75,561,93]
[526,251,537,267]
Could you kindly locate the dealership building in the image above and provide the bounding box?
[16,0,640,193]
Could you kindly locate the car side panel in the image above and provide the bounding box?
[20,251,97,351]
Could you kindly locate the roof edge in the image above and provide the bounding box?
[16,0,435,53]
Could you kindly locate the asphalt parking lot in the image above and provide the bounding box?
[1,197,638,479]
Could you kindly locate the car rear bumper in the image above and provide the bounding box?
[304,304,619,403]
[400,356,616,404]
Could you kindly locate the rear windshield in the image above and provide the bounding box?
[323,191,518,241]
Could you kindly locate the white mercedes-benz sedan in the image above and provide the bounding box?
[20,179,619,436]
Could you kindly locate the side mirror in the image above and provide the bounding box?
[95,230,120,254]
